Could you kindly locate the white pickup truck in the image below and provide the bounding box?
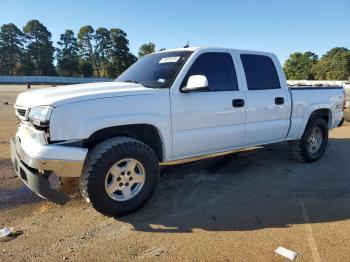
[11,47,345,217]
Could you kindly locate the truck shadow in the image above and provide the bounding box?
[121,137,350,233]
[0,159,44,211]
[1,136,350,233]
[0,186,44,211]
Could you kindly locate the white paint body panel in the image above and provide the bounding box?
[49,87,173,160]
[14,47,345,164]
[234,51,292,145]
[287,89,344,139]
[15,81,156,107]
[171,91,246,158]
[170,49,246,158]
[16,122,87,162]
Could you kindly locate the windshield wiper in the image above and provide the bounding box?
[123,80,140,84]
[117,79,157,88]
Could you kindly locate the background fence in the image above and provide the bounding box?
[0,76,112,85]
[287,80,348,87]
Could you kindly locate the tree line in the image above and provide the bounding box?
[283,48,350,80]
[0,20,349,80]
[0,20,158,78]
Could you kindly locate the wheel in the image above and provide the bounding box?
[289,117,328,163]
[80,137,159,217]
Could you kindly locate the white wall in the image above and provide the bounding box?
[287,80,348,87]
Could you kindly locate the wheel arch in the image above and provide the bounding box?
[82,124,165,162]
[298,106,332,139]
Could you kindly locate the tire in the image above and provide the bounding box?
[80,137,159,217]
[289,117,328,163]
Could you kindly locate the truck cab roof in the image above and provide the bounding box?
[155,46,276,58]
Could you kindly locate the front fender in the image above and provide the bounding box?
[76,114,171,159]
[49,91,172,158]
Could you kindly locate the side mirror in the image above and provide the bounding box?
[182,75,209,93]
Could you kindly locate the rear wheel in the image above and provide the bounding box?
[80,137,159,217]
[289,117,328,162]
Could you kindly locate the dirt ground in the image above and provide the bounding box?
[1,85,350,262]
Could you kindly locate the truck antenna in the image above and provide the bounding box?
[183,41,190,48]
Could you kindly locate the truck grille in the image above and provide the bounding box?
[17,109,26,117]
[15,107,27,120]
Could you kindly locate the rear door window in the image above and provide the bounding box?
[240,54,281,90]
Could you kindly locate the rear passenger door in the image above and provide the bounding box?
[171,52,246,159]
[238,53,291,146]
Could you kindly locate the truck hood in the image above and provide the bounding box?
[15,81,156,108]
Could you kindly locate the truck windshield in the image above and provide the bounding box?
[116,51,193,88]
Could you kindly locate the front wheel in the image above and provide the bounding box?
[80,137,159,217]
[289,117,329,162]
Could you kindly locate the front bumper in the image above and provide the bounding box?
[10,128,88,204]
[11,137,70,205]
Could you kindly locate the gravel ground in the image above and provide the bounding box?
[1,86,350,261]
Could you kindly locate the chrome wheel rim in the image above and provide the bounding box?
[104,158,145,201]
[307,127,323,154]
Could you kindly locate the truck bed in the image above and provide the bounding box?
[287,86,344,139]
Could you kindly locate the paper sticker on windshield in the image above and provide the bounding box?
[159,56,180,63]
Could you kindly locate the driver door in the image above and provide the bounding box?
[170,52,246,159]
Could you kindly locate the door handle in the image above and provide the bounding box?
[275,97,284,105]
[232,99,245,108]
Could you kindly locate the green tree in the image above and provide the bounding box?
[78,25,100,77]
[79,60,94,77]
[95,27,112,77]
[107,28,137,78]
[0,23,25,75]
[314,47,350,80]
[283,52,318,80]
[22,19,55,75]
[17,53,35,75]
[138,42,155,58]
[56,30,80,76]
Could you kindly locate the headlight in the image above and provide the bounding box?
[28,106,54,127]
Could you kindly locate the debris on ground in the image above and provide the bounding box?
[0,227,24,242]
[0,227,13,238]
[275,246,298,260]
[2,101,9,105]
[146,247,165,257]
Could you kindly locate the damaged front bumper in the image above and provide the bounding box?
[10,124,88,205]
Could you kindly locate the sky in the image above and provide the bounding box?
[1,0,349,64]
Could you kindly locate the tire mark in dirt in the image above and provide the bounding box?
[300,198,321,262]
